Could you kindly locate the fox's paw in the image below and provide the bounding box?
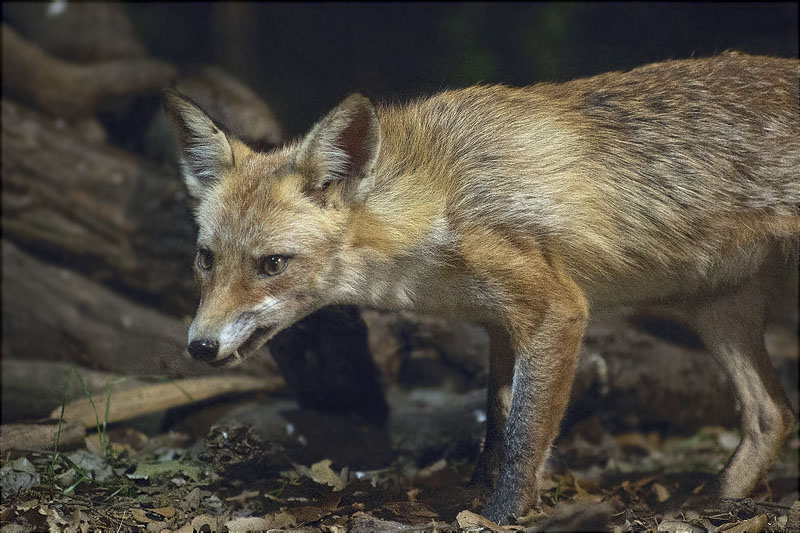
[481,498,521,526]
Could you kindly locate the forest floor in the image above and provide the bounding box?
[1,382,798,532]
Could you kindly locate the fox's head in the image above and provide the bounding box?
[163,89,381,367]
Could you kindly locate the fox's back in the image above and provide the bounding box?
[376,52,800,304]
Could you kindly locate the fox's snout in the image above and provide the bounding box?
[186,318,223,362]
[187,338,219,362]
[186,306,279,367]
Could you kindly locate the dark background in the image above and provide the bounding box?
[127,2,799,137]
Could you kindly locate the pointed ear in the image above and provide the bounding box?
[295,94,380,204]
[162,88,233,198]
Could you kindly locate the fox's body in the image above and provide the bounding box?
[164,51,799,523]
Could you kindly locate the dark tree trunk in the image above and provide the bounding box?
[269,306,390,424]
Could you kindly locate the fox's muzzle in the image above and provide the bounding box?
[187,338,219,362]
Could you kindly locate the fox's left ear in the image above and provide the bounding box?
[295,93,381,204]
[162,88,234,198]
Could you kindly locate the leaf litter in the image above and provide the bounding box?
[1,405,797,531]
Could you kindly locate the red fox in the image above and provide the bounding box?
[163,51,799,523]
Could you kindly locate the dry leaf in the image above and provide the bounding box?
[259,510,297,529]
[292,504,342,525]
[406,487,421,503]
[191,514,223,532]
[147,522,168,533]
[130,507,174,524]
[568,478,601,503]
[308,459,347,491]
[130,508,155,523]
[632,475,657,488]
[718,514,769,533]
[418,458,447,477]
[323,523,348,533]
[165,522,195,533]
[44,506,69,531]
[652,482,670,502]
[151,507,177,519]
[657,519,703,532]
[572,491,605,503]
[789,501,800,531]
[226,516,281,533]
[456,509,505,532]
[380,501,438,522]
[16,500,39,512]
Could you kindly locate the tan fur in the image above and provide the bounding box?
[163,52,799,523]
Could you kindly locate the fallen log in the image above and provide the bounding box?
[0,420,86,453]
[1,23,175,119]
[1,99,198,315]
[52,375,283,429]
[1,240,204,377]
[1,360,148,423]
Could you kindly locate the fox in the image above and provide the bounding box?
[163,51,800,523]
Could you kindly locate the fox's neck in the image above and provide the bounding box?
[346,106,452,258]
[332,144,453,309]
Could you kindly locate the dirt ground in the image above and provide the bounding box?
[1,378,797,532]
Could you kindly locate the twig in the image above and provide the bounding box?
[116,509,127,533]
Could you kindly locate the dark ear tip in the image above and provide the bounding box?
[162,87,180,112]
[343,93,374,110]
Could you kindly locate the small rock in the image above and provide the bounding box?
[0,458,41,499]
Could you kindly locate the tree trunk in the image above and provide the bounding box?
[269,306,389,424]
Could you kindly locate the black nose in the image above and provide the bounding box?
[188,339,219,362]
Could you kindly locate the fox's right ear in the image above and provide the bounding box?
[294,93,380,205]
[162,88,233,198]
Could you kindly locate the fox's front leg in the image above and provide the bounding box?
[480,276,587,524]
[471,325,514,488]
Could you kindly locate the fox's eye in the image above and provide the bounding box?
[197,248,213,271]
[261,255,288,276]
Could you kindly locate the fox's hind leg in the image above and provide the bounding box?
[688,274,796,498]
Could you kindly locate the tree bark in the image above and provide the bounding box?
[0,420,86,453]
[1,24,175,119]
[2,98,198,315]
[1,240,206,377]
